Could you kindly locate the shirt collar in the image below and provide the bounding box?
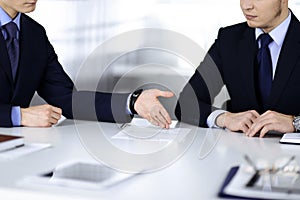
[0,6,21,30]
[255,11,291,47]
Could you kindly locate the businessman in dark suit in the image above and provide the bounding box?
[143,0,300,137]
[173,0,299,137]
[0,0,173,128]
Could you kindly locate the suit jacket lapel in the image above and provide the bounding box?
[269,13,300,108]
[237,27,260,109]
[0,30,13,85]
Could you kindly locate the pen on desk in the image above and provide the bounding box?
[244,154,258,171]
[245,170,260,187]
[120,123,128,129]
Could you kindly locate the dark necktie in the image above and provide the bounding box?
[4,22,19,81]
[257,33,273,108]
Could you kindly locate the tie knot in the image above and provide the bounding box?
[3,22,18,40]
[259,33,273,48]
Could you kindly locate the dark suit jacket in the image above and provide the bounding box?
[175,12,300,127]
[0,14,131,127]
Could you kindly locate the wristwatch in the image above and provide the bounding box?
[129,89,143,115]
[292,116,300,132]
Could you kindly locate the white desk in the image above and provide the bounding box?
[0,119,299,200]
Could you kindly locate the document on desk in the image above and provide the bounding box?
[280,133,300,144]
[0,143,52,160]
[113,119,191,142]
[0,134,24,152]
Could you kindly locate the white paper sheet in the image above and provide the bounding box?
[0,143,52,160]
[112,127,191,142]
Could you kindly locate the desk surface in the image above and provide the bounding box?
[0,119,299,200]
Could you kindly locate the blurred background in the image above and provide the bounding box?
[28,0,300,115]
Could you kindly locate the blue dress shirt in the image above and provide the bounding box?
[0,7,21,126]
[207,12,291,128]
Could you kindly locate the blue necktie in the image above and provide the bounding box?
[257,33,273,108]
[4,22,19,81]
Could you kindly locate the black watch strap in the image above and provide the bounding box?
[129,89,143,115]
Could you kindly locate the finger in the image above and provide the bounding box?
[157,112,171,129]
[247,115,268,136]
[153,113,168,128]
[51,112,61,121]
[149,116,160,127]
[259,123,276,138]
[247,125,260,137]
[259,126,270,138]
[249,110,260,118]
[241,123,250,133]
[158,91,174,98]
[51,106,62,115]
[246,124,256,137]
[150,108,168,128]
[244,119,254,130]
[49,117,59,125]
[159,107,172,124]
[41,121,52,127]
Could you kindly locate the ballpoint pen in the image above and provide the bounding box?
[244,154,258,171]
[120,123,129,129]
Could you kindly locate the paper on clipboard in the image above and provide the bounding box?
[222,165,300,200]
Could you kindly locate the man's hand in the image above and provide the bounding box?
[21,104,62,127]
[246,111,295,138]
[216,110,260,133]
[134,89,174,128]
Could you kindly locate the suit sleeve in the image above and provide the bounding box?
[37,31,132,123]
[0,105,13,127]
[175,28,225,127]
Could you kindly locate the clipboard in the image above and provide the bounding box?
[218,166,256,199]
[219,166,300,200]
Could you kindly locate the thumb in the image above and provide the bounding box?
[159,91,174,98]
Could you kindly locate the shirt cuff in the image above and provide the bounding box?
[126,93,133,115]
[11,106,21,126]
[207,110,226,128]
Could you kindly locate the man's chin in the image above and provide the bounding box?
[21,6,36,13]
[246,21,258,28]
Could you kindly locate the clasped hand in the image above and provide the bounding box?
[21,104,62,127]
[217,110,295,137]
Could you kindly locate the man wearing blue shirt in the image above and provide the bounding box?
[148,0,300,137]
[175,0,300,137]
[0,0,174,128]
